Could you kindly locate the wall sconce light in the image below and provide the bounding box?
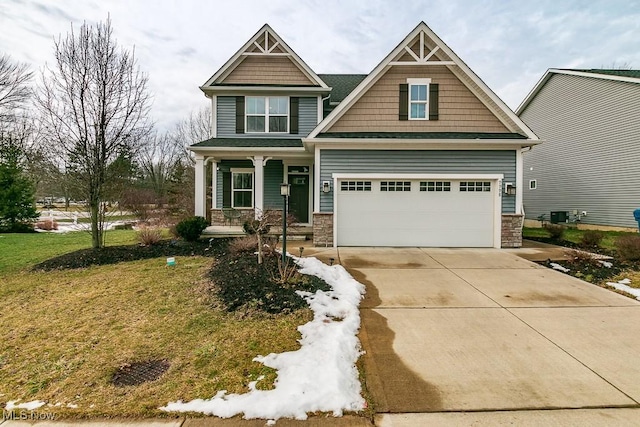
[504,182,516,195]
[322,181,331,193]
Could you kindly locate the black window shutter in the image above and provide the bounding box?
[289,97,299,134]
[222,171,231,207]
[429,84,439,120]
[399,84,408,121]
[235,96,245,134]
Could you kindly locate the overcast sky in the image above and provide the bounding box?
[2,0,639,132]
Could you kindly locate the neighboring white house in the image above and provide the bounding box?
[517,69,640,229]
[190,22,539,248]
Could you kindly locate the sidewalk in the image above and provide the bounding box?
[1,416,372,426]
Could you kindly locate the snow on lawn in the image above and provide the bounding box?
[607,278,640,300]
[550,262,570,273]
[5,400,46,410]
[161,255,366,421]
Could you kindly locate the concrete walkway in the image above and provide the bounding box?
[338,247,640,426]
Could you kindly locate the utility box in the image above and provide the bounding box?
[550,211,569,224]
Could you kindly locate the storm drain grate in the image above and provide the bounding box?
[111,359,170,387]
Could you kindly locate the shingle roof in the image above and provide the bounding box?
[318,74,367,102]
[571,69,640,79]
[191,138,303,148]
[317,132,527,139]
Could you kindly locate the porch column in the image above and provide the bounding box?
[210,159,217,210]
[194,155,206,217]
[251,155,264,219]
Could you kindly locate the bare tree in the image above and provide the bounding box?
[37,18,151,248]
[172,106,211,162]
[0,54,33,122]
[137,132,183,207]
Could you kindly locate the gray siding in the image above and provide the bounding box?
[319,150,516,213]
[217,96,318,137]
[520,73,640,228]
[215,159,283,209]
[264,160,284,209]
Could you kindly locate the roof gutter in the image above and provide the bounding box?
[303,138,542,151]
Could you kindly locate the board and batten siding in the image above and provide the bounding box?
[520,73,640,228]
[217,96,318,138]
[319,150,516,213]
[216,160,284,209]
[327,65,509,133]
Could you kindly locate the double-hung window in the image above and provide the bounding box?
[407,78,430,120]
[231,169,254,208]
[246,96,288,133]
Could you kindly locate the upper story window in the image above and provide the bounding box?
[407,78,431,120]
[246,96,289,133]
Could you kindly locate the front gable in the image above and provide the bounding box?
[309,22,536,139]
[328,65,509,133]
[202,24,327,89]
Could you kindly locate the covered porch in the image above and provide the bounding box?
[192,143,315,227]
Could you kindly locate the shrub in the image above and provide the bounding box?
[580,230,604,248]
[615,235,640,261]
[228,235,259,256]
[136,226,163,246]
[175,216,208,242]
[544,224,565,240]
[36,219,58,231]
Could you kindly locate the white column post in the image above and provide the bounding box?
[252,155,264,219]
[516,148,523,215]
[210,159,217,210]
[194,155,206,217]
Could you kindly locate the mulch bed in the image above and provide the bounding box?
[32,238,231,271]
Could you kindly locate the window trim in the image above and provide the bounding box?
[245,96,289,133]
[529,179,537,190]
[230,168,254,209]
[407,78,431,121]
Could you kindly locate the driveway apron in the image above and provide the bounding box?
[338,248,640,418]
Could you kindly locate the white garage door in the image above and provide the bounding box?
[336,178,497,247]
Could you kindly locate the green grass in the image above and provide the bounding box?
[0,231,312,418]
[523,227,638,251]
[0,230,137,273]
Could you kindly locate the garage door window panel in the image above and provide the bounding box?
[460,181,491,192]
[381,181,411,192]
[420,181,451,192]
[341,181,372,192]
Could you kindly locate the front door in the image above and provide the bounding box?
[289,174,309,223]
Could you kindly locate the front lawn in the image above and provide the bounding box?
[0,231,311,418]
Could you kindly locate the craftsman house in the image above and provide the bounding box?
[517,69,640,229]
[191,22,539,247]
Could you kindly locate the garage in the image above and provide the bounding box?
[335,177,499,247]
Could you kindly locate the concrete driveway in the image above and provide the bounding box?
[337,248,640,426]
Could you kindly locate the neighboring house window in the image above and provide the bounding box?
[231,169,254,208]
[420,181,451,192]
[460,181,491,192]
[381,181,411,192]
[529,179,537,190]
[246,96,288,133]
[341,181,372,192]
